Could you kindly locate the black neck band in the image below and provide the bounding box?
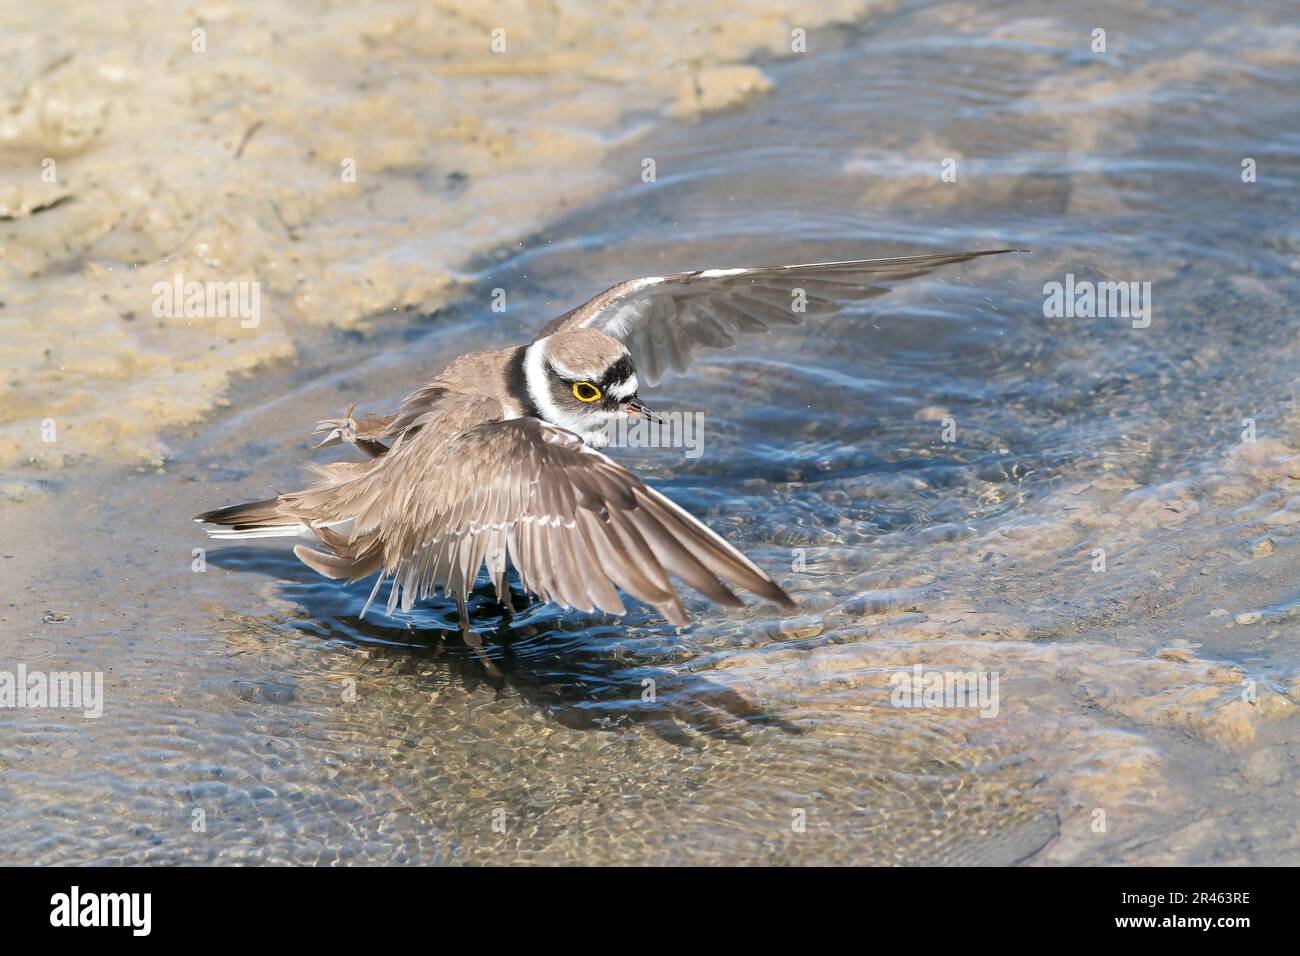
[505,345,544,420]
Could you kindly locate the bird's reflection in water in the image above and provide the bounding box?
[211,545,802,745]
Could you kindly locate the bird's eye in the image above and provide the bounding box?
[572,381,602,403]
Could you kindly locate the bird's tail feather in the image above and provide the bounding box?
[194,498,305,539]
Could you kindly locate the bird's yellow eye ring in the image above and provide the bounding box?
[572,381,602,403]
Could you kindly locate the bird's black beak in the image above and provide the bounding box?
[623,396,664,424]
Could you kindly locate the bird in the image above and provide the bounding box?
[196,248,1017,651]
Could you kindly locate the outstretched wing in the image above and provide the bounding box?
[355,416,794,623]
[539,249,1022,385]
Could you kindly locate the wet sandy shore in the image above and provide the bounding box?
[0,0,866,468]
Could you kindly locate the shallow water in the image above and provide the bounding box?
[4,0,1300,864]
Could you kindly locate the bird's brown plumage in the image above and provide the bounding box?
[539,249,1021,384]
[196,248,1021,626]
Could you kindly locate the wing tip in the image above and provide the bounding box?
[663,600,691,627]
[767,583,798,613]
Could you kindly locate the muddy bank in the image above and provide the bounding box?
[0,0,874,469]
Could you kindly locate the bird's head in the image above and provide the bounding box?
[522,328,660,447]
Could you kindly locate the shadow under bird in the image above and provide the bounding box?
[196,249,1017,645]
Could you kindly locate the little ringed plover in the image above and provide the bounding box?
[196,249,1016,641]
